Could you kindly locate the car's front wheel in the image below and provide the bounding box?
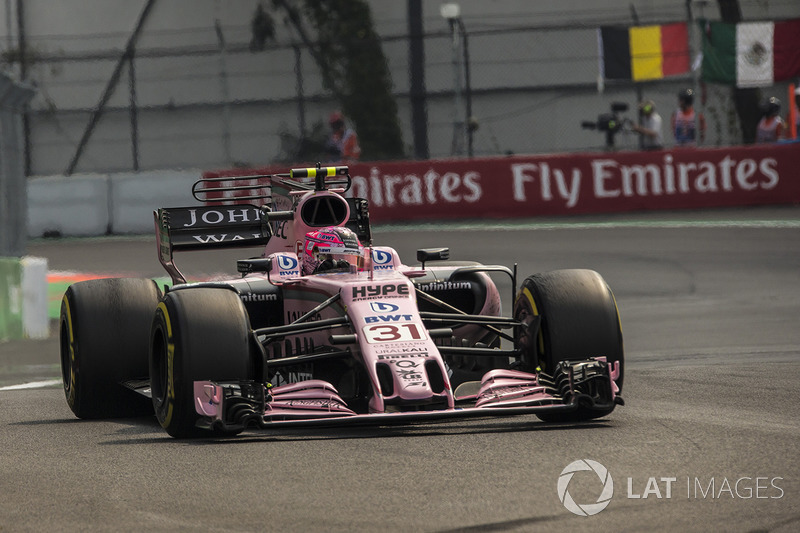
[513,269,624,421]
[150,288,254,438]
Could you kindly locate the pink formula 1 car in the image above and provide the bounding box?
[60,166,624,438]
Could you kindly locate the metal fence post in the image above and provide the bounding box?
[0,72,36,258]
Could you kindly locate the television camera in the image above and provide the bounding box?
[581,102,632,149]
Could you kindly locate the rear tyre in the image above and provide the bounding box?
[60,278,160,418]
[513,269,624,421]
[150,288,253,438]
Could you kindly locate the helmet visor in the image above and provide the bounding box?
[313,243,364,271]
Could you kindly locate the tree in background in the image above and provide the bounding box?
[262,0,405,161]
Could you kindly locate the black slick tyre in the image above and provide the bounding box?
[149,288,253,438]
[60,278,160,418]
[513,269,624,421]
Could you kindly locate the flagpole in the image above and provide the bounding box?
[629,4,645,150]
[687,0,704,146]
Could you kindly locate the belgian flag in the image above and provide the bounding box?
[600,23,690,81]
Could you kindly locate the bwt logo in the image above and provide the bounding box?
[372,250,394,269]
[365,314,413,323]
[557,459,613,516]
[277,256,298,271]
[370,302,399,313]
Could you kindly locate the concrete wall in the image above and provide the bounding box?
[29,140,800,237]
[28,169,202,237]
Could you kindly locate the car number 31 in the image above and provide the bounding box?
[362,323,427,343]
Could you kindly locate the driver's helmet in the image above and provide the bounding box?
[302,226,365,275]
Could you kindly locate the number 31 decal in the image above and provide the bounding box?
[363,323,427,343]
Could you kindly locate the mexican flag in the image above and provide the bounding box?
[702,19,800,87]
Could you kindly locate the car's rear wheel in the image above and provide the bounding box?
[150,288,253,438]
[513,269,624,421]
[60,278,160,418]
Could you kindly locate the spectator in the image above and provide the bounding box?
[325,111,361,163]
[671,89,705,146]
[631,100,663,150]
[793,86,800,139]
[755,97,785,143]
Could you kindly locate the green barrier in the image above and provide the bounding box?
[47,280,72,320]
[0,258,23,340]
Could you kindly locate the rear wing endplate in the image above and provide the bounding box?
[155,204,280,285]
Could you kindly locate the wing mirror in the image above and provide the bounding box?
[417,248,450,269]
[237,258,272,276]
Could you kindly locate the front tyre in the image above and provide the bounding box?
[60,278,160,418]
[513,269,624,421]
[150,288,253,438]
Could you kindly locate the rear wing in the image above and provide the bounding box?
[155,166,369,285]
[155,204,288,285]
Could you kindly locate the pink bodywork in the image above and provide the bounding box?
[192,184,622,426]
[193,251,622,423]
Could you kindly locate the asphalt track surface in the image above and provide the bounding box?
[2,206,799,532]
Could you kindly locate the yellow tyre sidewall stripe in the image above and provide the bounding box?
[156,302,176,427]
[62,295,78,408]
[520,287,545,356]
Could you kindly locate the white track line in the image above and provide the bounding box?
[0,379,61,391]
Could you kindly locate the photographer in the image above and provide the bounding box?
[325,111,361,164]
[631,100,663,150]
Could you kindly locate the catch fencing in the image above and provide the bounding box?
[0,72,36,256]
[0,72,42,341]
[19,17,793,176]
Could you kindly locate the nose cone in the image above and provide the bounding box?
[372,356,452,412]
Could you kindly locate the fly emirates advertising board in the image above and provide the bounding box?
[203,144,800,221]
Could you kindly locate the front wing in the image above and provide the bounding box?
[193,358,623,432]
